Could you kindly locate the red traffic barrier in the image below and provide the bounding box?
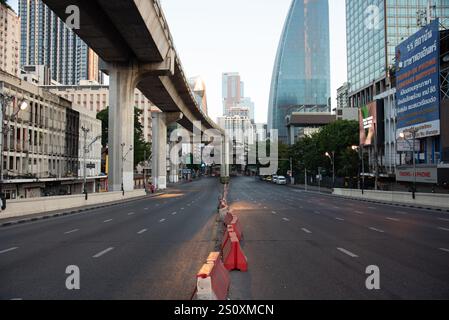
[196,252,230,300]
[230,215,243,240]
[222,225,234,250]
[222,232,248,272]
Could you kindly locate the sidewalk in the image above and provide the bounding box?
[0,189,165,227]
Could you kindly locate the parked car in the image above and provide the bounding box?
[266,176,272,182]
[272,175,279,184]
[277,176,287,185]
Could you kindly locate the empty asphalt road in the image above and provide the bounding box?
[0,178,222,300]
[228,177,449,300]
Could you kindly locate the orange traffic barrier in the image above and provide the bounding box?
[222,232,248,272]
[230,215,243,240]
[196,252,230,300]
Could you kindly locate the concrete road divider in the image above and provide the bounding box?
[230,215,243,240]
[196,252,230,300]
[222,232,248,272]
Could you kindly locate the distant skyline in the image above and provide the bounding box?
[9,0,348,124]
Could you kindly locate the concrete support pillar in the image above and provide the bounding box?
[107,62,141,192]
[152,112,182,190]
[169,141,179,184]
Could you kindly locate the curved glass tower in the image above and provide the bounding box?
[268,0,331,142]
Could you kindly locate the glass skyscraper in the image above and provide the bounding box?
[347,0,449,98]
[268,0,331,142]
[18,0,101,85]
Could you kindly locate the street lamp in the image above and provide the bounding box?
[325,151,335,187]
[81,126,100,200]
[400,129,418,199]
[0,93,29,210]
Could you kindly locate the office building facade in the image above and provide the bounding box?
[346,0,449,108]
[268,0,331,142]
[46,81,156,143]
[0,70,102,199]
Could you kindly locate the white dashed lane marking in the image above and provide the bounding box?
[159,219,166,223]
[137,229,147,235]
[386,217,400,222]
[127,212,135,216]
[337,248,358,258]
[369,227,385,233]
[438,227,449,232]
[440,248,449,253]
[64,229,79,235]
[335,217,345,221]
[0,247,19,254]
[302,228,312,234]
[282,218,290,222]
[93,247,114,258]
[103,219,113,223]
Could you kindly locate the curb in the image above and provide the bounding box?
[332,194,449,214]
[0,192,164,228]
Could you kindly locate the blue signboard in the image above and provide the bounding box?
[395,19,440,139]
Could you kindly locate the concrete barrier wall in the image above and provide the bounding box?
[333,188,449,209]
[0,190,147,220]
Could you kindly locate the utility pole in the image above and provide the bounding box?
[143,149,147,193]
[81,127,90,200]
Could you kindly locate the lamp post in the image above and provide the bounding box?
[0,93,28,210]
[400,129,418,199]
[81,126,100,200]
[325,151,335,187]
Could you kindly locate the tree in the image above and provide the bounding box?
[288,120,359,181]
[96,107,152,168]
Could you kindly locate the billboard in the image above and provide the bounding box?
[395,19,440,139]
[359,101,384,146]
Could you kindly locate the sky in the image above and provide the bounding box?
[159,0,348,124]
[9,0,348,124]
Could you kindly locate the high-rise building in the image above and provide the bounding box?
[222,72,244,116]
[18,0,101,85]
[0,3,20,76]
[346,0,449,107]
[268,0,331,142]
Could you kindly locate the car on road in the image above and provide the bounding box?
[277,176,287,185]
[265,176,272,182]
[272,175,278,184]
